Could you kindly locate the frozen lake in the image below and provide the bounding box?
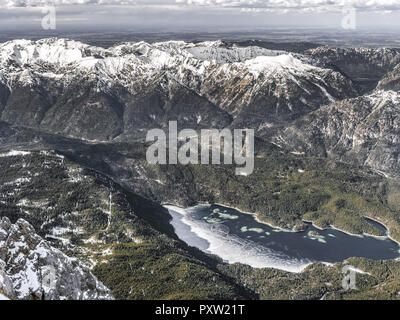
[165,204,400,273]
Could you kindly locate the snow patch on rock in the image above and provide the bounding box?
[0,217,113,300]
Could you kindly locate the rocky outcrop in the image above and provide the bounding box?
[377,63,400,92]
[305,47,400,92]
[0,217,113,300]
[272,90,400,175]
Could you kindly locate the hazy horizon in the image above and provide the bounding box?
[1,1,400,31]
[1,1,400,47]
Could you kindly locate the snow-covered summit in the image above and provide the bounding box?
[0,38,305,79]
[244,54,313,78]
[0,38,98,67]
[0,38,342,94]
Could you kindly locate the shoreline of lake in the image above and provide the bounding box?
[164,204,312,273]
[208,202,400,246]
[164,203,400,273]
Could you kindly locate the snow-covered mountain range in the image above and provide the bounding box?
[0,38,358,140]
[1,38,400,175]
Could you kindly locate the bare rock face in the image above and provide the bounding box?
[272,90,400,176]
[0,217,113,300]
[305,46,400,92]
[377,63,400,92]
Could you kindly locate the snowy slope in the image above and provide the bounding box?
[271,88,400,174]
[0,293,9,300]
[0,216,113,300]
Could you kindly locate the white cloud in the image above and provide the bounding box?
[1,0,400,30]
[1,0,400,13]
[176,0,400,13]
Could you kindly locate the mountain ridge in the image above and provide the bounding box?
[0,37,358,141]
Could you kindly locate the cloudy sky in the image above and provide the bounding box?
[1,0,400,30]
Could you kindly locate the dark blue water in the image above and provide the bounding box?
[188,205,400,263]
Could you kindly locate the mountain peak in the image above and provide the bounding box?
[0,216,113,300]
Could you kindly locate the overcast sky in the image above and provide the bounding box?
[1,0,400,31]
